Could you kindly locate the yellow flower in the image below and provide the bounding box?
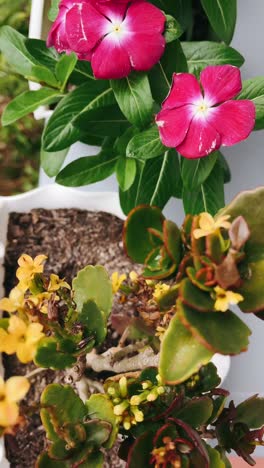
[16,254,47,290]
[129,271,138,282]
[27,292,54,314]
[0,376,30,428]
[0,286,25,313]
[111,272,127,294]
[0,315,44,363]
[48,274,70,292]
[214,286,244,312]
[153,283,170,302]
[193,213,231,239]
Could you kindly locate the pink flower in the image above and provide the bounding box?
[47,0,166,79]
[155,65,256,159]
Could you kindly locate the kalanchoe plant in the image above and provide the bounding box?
[0,0,264,215]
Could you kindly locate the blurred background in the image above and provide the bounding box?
[0,0,42,196]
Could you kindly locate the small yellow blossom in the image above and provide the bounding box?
[16,254,47,290]
[0,286,25,313]
[48,274,70,292]
[0,376,30,428]
[111,272,127,294]
[214,285,244,312]
[0,315,44,363]
[129,271,138,282]
[155,325,166,341]
[27,292,54,314]
[193,213,231,239]
[153,283,170,302]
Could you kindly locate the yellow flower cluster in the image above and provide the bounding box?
[0,376,30,428]
[0,316,44,363]
[214,285,244,312]
[111,272,127,294]
[193,213,231,239]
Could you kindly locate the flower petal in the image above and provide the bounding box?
[96,2,128,22]
[18,254,33,268]
[162,73,202,110]
[16,343,36,364]
[6,377,30,403]
[26,323,44,344]
[156,105,195,148]
[209,100,256,146]
[176,115,221,159]
[91,37,131,79]
[0,297,17,313]
[0,401,19,427]
[66,2,109,53]
[124,33,165,71]
[123,0,166,35]
[200,65,242,106]
[8,315,27,338]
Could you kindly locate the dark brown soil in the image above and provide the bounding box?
[3,208,137,468]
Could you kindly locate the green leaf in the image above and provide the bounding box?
[2,88,62,126]
[127,125,164,160]
[26,38,59,72]
[181,151,218,190]
[86,394,118,448]
[37,453,65,468]
[43,81,114,151]
[218,152,231,184]
[116,156,136,191]
[41,147,69,178]
[164,15,183,43]
[182,161,225,215]
[179,278,214,312]
[149,40,188,104]
[79,301,107,345]
[74,105,129,138]
[235,395,264,429]
[120,150,180,214]
[0,26,59,87]
[178,301,251,355]
[181,41,244,75]
[34,338,77,370]
[159,315,213,384]
[56,52,78,91]
[56,150,118,187]
[237,77,264,130]
[238,260,264,313]
[73,265,112,318]
[175,397,213,427]
[201,0,237,44]
[49,0,60,21]
[205,444,226,468]
[127,431,154,468]
[111,72,153,128]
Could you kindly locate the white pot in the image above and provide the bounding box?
[0,186,230,466]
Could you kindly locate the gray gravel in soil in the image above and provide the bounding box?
[3,208,137,468]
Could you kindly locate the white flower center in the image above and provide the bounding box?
[195,99,211,118]
[112,23,123,35]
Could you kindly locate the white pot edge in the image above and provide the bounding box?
[0,186,230,465]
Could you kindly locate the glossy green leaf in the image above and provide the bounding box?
[34,338,77,370]
[124,205,164,263]
[43,81,114,151]
[235,395,264,429]
[41,147,69,178]
[56,52,77,91]
[179,278,214,312]
[178,301,251,355]
[149,40,188,104]
[2,88,62,126]
[237,77,264,130]
[182,41,244,75]
[201,0,236,44]
[181,151,218,190]
[127,431,154,468]
[218,152,231,184]
[163,219,182,263]
[116,156,136,191]
[79,301,106,345]
[175,397,213,427]
[183,161,225,215]
[37,453,65,468]
[86,394,118,448]
[238,260,264,313]
[56,150,118,187]
[74,105,129,138]
[205,444,226,468]
[73,265,112,317]
[127,125,164,160]
[159,315,213,384]
[164,15,183,42]
[26,38,59,72]
[111,72,153,128]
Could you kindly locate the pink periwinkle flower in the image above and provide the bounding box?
[47,0,166,79]
[155,65,256,159]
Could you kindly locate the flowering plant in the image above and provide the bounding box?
[0,0,263,215]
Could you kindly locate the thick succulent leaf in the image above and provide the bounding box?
[37,453,67,468]
[41,384,87,425]
[174,397,214,427]
[238,260,264,313]
[235,395,264,429]
[163,220,182,263]
[179,278,214,312]
[205,444,226,468]
[127,430,154,468]
[34,338,77,370]
[178,301,251,355]
[159,315,213,384]
[86,394,118,448]
[73,265,112,318]
[123,205,164,263]
[79,301,107,345]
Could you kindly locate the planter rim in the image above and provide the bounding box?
[0,186,230,466]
